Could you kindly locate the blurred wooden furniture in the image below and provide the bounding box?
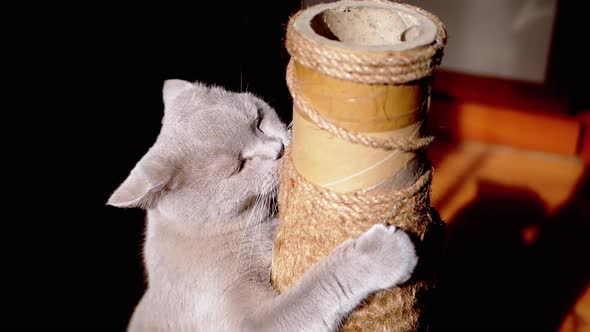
[428,71,589,164]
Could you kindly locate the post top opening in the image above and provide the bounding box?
[294,0,437,52]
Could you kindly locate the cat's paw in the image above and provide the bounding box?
[353,224,418,290]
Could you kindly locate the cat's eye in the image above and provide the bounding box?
[256,113,265,133]
[232,158,247,175]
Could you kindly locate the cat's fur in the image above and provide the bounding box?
[108,80,418,331]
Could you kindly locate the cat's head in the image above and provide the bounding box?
[108,80,289,223]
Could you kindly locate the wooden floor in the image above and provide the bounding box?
[427,141,589,332]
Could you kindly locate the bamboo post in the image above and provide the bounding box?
[272,1,446,331]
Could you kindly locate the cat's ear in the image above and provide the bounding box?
[163,79,194,105]
[107,150,173,209]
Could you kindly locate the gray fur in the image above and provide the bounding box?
[108,80,418,331]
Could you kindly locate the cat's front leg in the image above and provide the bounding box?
[242,224,418,332]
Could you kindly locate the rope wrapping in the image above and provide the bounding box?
[274,152,436,331]
[286,61,435,152]
[285,2,446,85]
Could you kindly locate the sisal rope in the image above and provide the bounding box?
[286,2,447,85]
[286,61,434,152]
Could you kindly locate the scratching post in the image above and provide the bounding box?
[272,1,446,331]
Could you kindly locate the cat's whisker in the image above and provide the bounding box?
[248,189,268,269]
[237,191,263,264]
[249,177,276,268]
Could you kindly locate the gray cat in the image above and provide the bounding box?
[108,80,418,331]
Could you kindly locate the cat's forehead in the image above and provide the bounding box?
[225,93,260,117]
[167,88,255,122]
[197,89,258,120]
[161,87,263,146]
